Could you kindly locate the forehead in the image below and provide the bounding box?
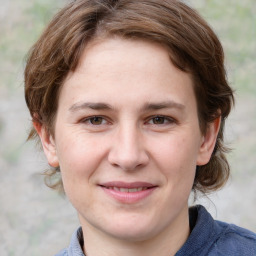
[61,37,196,111]
[69,38,177,82]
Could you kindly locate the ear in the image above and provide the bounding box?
[33,121,59,168]
[196,116,221,166]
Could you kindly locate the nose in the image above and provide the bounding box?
[108,125,149,171]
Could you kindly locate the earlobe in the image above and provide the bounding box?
[196,116,221,166]
[33,121,59,168]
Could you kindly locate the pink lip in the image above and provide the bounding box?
[99,181,157,204]
[101,181,155,188]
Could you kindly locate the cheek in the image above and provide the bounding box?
[151,134,198,181]
[153,134,197,162]
[55,134,105,182]
[57,138,103,206]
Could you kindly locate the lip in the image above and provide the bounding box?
[101,181,156,189]
[99,181,157,204]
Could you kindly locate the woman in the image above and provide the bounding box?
[24,0,256,255]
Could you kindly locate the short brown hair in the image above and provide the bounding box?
[25,0,234,194]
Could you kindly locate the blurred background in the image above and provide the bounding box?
[0,0,255,255]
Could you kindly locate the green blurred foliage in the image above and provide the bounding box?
[0,0,65,92]
[193,0,256,94]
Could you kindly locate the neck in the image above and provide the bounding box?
[79,207,190,256]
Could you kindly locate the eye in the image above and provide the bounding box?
[147,115,175,125]
[82,116,108,125]
[152,116,166,124]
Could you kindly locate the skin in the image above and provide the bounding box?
[35,38,220,256]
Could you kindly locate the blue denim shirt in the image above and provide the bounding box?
[55,205,256,256]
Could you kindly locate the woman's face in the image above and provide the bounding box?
[39,38,217,242]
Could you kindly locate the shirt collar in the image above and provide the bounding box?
[175,205,221,255]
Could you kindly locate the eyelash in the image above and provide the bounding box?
[81,116,109,126]
[80,115,176,126]
[146,115,176,125]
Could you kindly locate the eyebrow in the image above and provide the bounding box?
[69,102,112,112]
[141,101,185,111]
[68,100,185,112]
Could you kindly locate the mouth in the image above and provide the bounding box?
[104,187,149,192]
[99,181,157,203]
[100,181,157,191]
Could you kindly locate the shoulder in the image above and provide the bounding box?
[54,248,68,256]
[178,205,256,256]
[212,221,256,255]
[53,227,85,256]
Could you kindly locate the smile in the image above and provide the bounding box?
[106,187,148,192]
[99,181,157,203]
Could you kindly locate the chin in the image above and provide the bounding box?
[109,228,154,242]
[102,218,159,242]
